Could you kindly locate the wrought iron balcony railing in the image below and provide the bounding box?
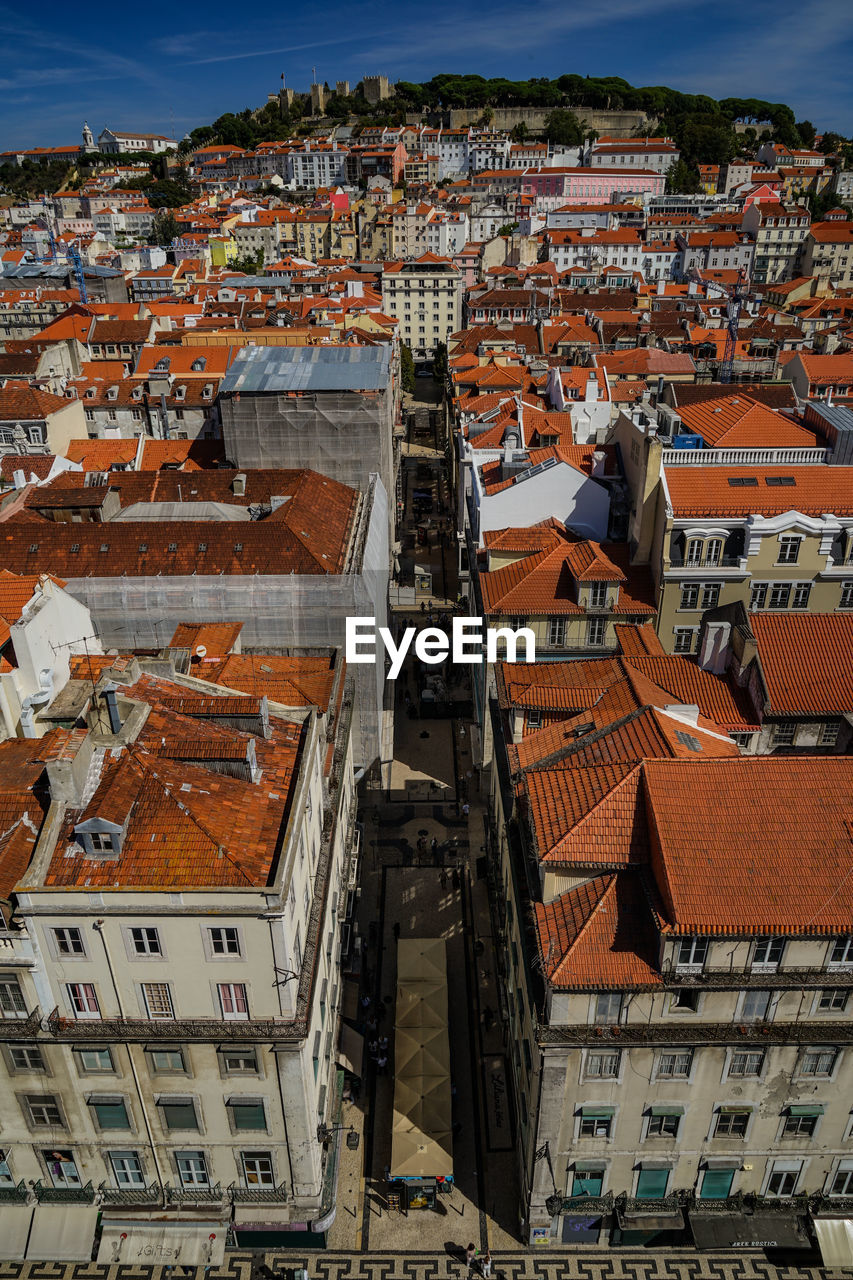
[0,1009,42,1040]
[31,1180,95,1204]
[45,1008,301,1043]
[99,1181,162,1206]
[0,1181,28,1204]
[539,1018,853,1046]
[229,1182,289,1203]
[165,1182,225,1205]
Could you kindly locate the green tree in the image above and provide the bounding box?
[401,344,416,395]
[497,223,519,236]
[796,120,817,148]
[510,122,529,143]
[666,159,702,194]
[543,108,583,147]
[150,210,180,247]
[227,252,265,274]
[433,342,448,381]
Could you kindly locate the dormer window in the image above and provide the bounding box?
[202,384,213,399]
[175,386,186,401]
[190,358,206,372]
[132,386,142,400]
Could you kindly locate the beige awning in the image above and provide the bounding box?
[97,1218,227,1266]
[0,1206,34,1260]
[337,1023,364,1077]
[815,1218,853,1268]
[27,1204,99,1261]
[395,1023,451,1077]
[397,937,447,983]
[390,1123,453,1178]
[395,981,447,1028]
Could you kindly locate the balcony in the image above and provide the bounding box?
[31,1180,95,1204]
[582,596,616,613]
[0,1008,42,1040]
[0,1181,28,1204]
[230,1183,289,1203]
[45,1008,301,1043]
[99,1181,162,1206]
[540,1018,853,1046]
[165,1182,225,1206]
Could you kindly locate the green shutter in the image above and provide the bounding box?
[635,1167,670,1199]
[231,1102,266,1130]
[700,1168,735,1200]
[789,1104,824,1116]
[93,1100,129,1129]
[573,1169,604,1196]
[649,1105,685,1116]
[582,1106,615,1118]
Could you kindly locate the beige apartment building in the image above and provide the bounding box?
[381,255,462,361]
[484,680,853,1251]
[0,647,358,1259]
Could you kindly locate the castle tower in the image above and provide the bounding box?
[82,121,95,152]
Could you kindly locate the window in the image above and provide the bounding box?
[673,627,696,654]
[782,1107,822,1138]
[830,938,853,967]
[768,582,791,610]
[766,1163,801,1196]
[208,927,241,956]
[841,582,853,609]
[714,1108,750,1138]
[741,989,772,1021]
[792,582,811,610]
[572,1166,604,1197]
[25,1095,64,1127]
[594,993,623,1025]
[89,1095,131,1129]
[753,937,784,969]
[579,1108,614,1138]
[799,1048,838,1077]
[830,1165,853,1196]
[148,1048,185,1072]
[130,927,161,956]
[819,990,848,1012]
[9,1044,45,1071]
[686,539,703,566]
[548,618,565,647]
[677,937,708,968]
[220,1049,259,1074]
[67,982,100,1019]
[670,989,699,1012]
[109,1150,144,1188]
[679,583,699,610]
[585,1050,620,1079]
[587,618,607,647]
[526,709,542,729]
[635,1167,670,1199]
[227,1097,267,1131]
[700,583,721,610]
[588,582,608,608]
[53,927,85,956]
[176,1150,209,1186]
[820,722,841,747]
[159,1097,199,1130]
[43,1149,79,1187]
[657,1050,692,1079]
[773,721,796,746]
[218,983,249,1020]
[0,978,27,1018]
[242,1150,275,1187]
[750,581,768,610]
[142,982,174,1019]
[647,1110,681,1138]
[778,535,801,564]
[0,1150,13,1186]
[705,538,723,566]
[77,1047,114,1073]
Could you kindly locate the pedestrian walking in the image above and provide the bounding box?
[481,1252,492,1278]
[430,836,438,857]
[377,1054,387,1074]
[440,869,448,891]
[465,1243,476,1271]
[462,802,470,818]
[379,1035,388,1052]
[392,921,401,941]
[452,867,460,890]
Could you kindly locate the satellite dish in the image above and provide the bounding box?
[195,645,207,658]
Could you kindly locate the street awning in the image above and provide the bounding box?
[97,1218,227,1266]
[618,1208,685,1232]
[337,1023,364,1077]
[0,1205,34,1260]
[26,1204,99,1261]
[690,1211,809,1251]
[815,1219,853,1268]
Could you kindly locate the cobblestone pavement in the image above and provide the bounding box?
[0,1249,842,1280]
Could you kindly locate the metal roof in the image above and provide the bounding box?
[219,343,391,395]
[0,263,123,280]
[804,400,853,435]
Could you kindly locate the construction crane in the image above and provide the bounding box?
[35,193,88,302]
[719,266,747,383]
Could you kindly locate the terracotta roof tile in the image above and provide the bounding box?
[535,873,662,989]
[664,465,853,517]
[748,612,853,715]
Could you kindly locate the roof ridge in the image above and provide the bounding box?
[548,873,616,977]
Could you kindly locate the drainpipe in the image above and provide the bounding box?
[92,920,166,1198]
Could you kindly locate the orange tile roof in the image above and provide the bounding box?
[645,757,853,934]
[676,395,818,448]
[480,535,655,618]
[614,622,665,656]
[535,873,662,989]
[0,383,70,421]
[665,465,853,517]
[170,622,244,658]
[748,613,853,715]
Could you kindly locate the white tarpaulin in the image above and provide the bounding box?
[97,1218,227,1266]
[0,1205,34,1260]
[26,1205,99,1261]
[815,1218,853,1268]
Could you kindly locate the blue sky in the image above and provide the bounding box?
[2,0,852,149]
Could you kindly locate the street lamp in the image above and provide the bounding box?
[317,1123,360,1149]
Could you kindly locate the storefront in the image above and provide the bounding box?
[689,1209,810,1252]
[97,1217,228,1265]
[23,1205,100,1262]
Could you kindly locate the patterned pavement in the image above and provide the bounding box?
[0,1250,842,1280]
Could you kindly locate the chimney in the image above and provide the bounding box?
[13,469,26,489]
[102,685,122,735]
[232,472,247,496]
